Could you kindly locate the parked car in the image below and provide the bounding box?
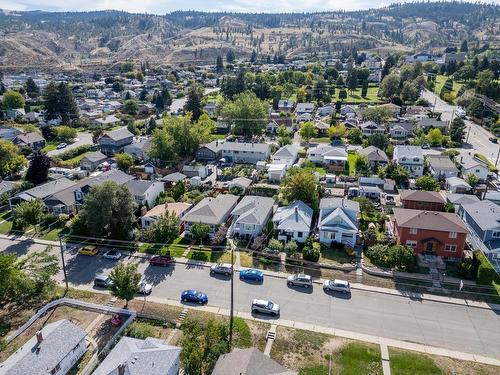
[421,144,430,149]
[149,255,174,267]
[56,143,68,149]
[181,289,208,304]
[94,274,113,288]
[239,269,264,282]
[137,280,153,295]
[287,274,313,288]
[489,137,498,143]
[79,245,98,256]
[251,299,280,316]
[210,263,233,276]
[102,249,122,260]
[323,279,351,294]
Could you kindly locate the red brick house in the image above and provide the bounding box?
[400,190,446,212]
[392,208,468,259]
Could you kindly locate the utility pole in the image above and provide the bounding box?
[495,146,500,167]
[229,244,234,351]
[59,236,69,291]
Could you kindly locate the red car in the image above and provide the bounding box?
[149,256,175,267]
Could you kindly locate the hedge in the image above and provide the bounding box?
[475,250,496,285]
[53,144,93,161]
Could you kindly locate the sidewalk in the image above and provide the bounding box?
[2,233,499,312]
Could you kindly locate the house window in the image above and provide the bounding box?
[449,232,457,239]
[445,244,457,252]
[244,224,253,231]
[406,240,417,248]
[297,232,303,238]
[492,231,500,238]
[409,228,418,235]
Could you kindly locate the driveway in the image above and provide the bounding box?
[47,131,94,157]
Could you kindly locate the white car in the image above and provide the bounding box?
[102,250,122,260]
[56,143,67,149]
[251,299,280,316]
[287,274,313,288]
[323,279,351,294]
[138,280,153,295]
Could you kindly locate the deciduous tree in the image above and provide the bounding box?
[0,140,27,178]
[109,264,141,307]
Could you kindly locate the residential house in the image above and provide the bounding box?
[359,121,385,136]
[13,132,46,150]
[358,146,388,169]
[407,52,435,63]
[315,120,330,135]
[318,198,360,247]
[400,190,446,211]
[9,177,76,210]
[182,163,210,178]
[393,145,424,177]
[212,348,297,375]
[93,337,181,375]
[227,177,252,193]
[278,99,295,112]
[79,151,108,172]
[446,193,479,212]
[0,180,17,196]
[459,200,500,266]
[270,112,293,129]
[124,138,151,161]
[458,155,492,182]
[307,145,347,172]
[6,108,25,120]
[426,154,459,179]
[43,170,135,215]
[296,112,312,123]
[483,191,500,206]
[317,104,335,117]
[389,122,414,139]
[358,176,395,192]
[0,126,22,141]
[417,117,448,132]
[203,102,218,117]
[99,127,134,155]
[92,114,121,128]
[404,105,429,119]
[295,102,315,115]
[267,163,288,183]
[266,120,279,134]
[125,180,164,208]
[272,200,313,243]
[230,196,275,238]
[340,105,358,119]
[445,177,471,194]
[379,103,401,117]
[393,208,467,259]
[271,145,298,168]
[196,140,271,164]
[141,202,192,229]
[182,194,239,238]
[0,319,86,375]
[160,172,187,187]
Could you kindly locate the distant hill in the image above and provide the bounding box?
[0,1,498,69]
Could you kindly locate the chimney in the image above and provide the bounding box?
[36,331,43,344]
[295,207,298,222]
[117,363,126,375]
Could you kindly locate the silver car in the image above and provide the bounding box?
[210,263,233,276]
[323,279,351,294]
[251,299,280,316]
[287,274,313,288]
[102,249,122,260]
[137,280,153,295]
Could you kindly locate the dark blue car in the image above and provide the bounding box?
[181,289,208,304]
[239,269,264,282]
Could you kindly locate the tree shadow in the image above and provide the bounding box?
[142,264,175,286]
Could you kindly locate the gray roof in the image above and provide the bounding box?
[358,146,388,162]
[417,117,447,129]
[13,178,75,200]
[125,180,155,196]
[459,155,489,170]
[273,144,299,159]
[202,140,270,154]
[0,319,86,375]
[445,177,471,189]
[102,127,134,142]
[319,198,360,230]
[160,172,187,183]
[93,337,181,375]
[212,347,297,375]
[272,200,313,232]
[81,151,108,163]
[182,194,239,225]
[231,196,275,226]
[296,102,315,112]
[0,180,17,195]
[461,200,500,231]
[15,132,45,145]
[393,145,423,160]
[359,121,384,130]
[426,154,459,172]
[446,193,479,206]
[307,144,347,158]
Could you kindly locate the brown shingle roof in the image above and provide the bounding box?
[400,189,446,204]
[393,208,468,233]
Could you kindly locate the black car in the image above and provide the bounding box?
[489,137,498,143]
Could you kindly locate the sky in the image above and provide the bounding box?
[1,0,498,14]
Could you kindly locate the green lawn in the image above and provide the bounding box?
[319,247,355,265]
[348,152,357,176]
[0,211,12,221]
[186,248,233,263]
[42,142,58,152]
[0,219,13,234]
[40,226,70,241]
[239,251,253,267]
[434,75,464,102]
[311,137,331,143]
[167,236,191,257]
[57,152,91,168]
[211,134,227,140]
[332,86,383,104]
[389,349,442,375]
[336,342,382,375]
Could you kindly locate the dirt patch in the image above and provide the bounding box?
[124,299,182,323]
[247,320,269,352]
[432,355,500,375]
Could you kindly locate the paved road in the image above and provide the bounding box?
[47,131,94,157]
[2,238,500,359]
[169,87,220,114]
[422,90,499,165]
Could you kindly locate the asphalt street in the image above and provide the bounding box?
[2,238,500,359]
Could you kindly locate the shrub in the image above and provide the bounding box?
[267,239,284,253]
[302,238,320,262]
[475,251,496,285]
[284,240,298,255]
[365,244,415,271]
[126,321,156,339]
[53,144,92,161]
[456,257,478,280]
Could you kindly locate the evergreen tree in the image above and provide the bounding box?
[226,50,236,63]
[138,88,148,101]
[460,40,468,53]
[153,91,165,112]
[162,88,172,107]
[184,85,203,122]
[250,50,257,63]
[57,83,79,124]
[216,55,224,74]
[0,81,5,95]
[25,77,40,99]
[361,80,368,98]
[26,152,51,185]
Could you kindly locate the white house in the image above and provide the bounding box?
[459,155,492,182]
[318,198,360,247]
[272,200,313,243]
[125,180,164,208]
[271,145,298,168]
[267,163,287,183]
[0,319,87,375]
[307,145,347,172]
[393,145,424,177]
[230,196,275,238]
